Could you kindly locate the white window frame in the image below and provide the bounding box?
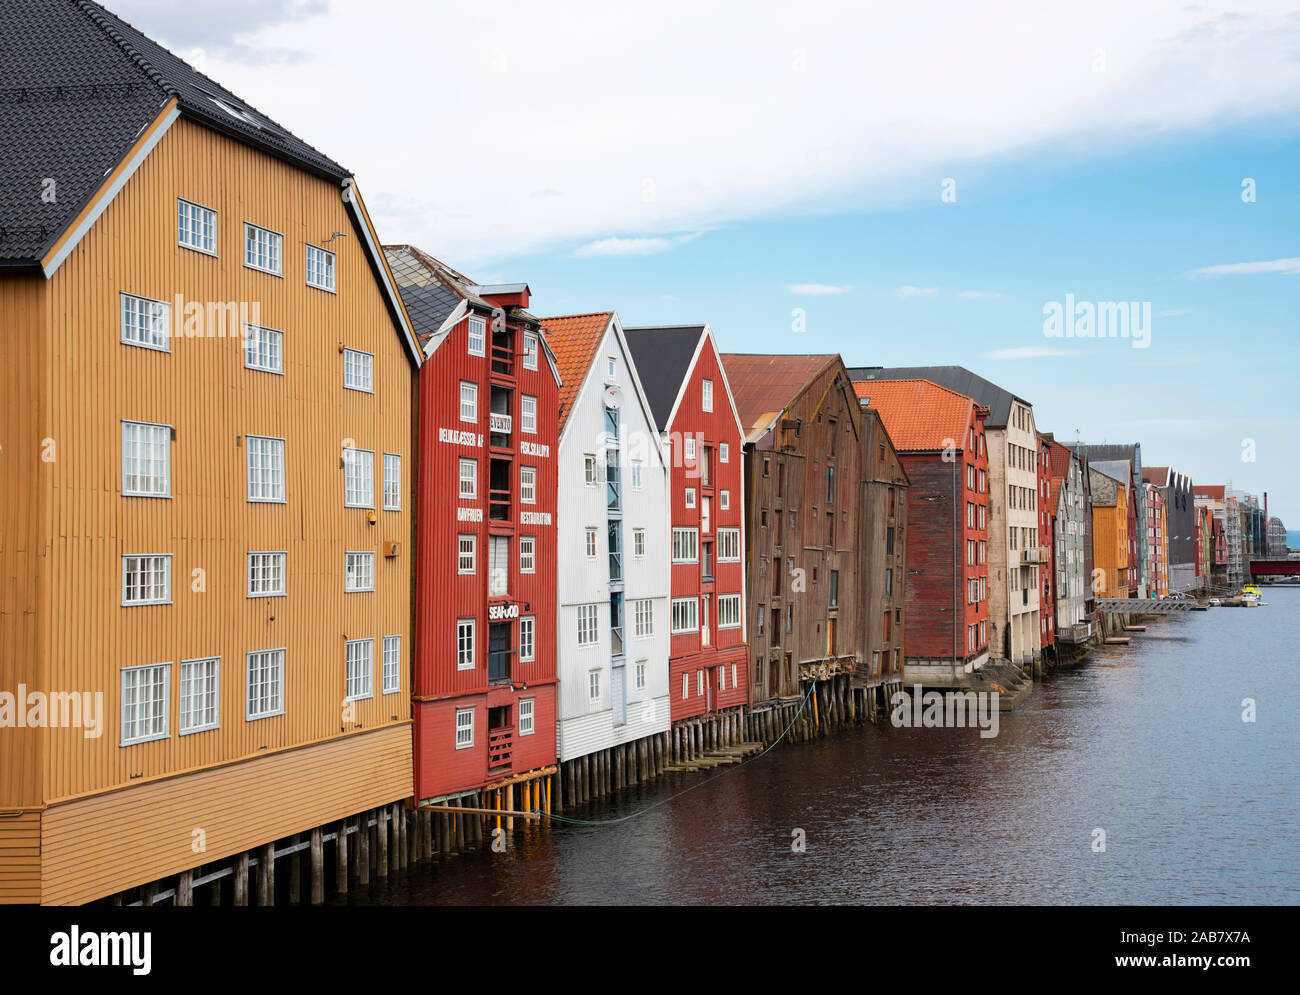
[243,222,283,276]
[455,706,475,748]
[120,662,170,745]
[458,534,476,574]
[588,670,601,701]
[343,348,374,393]
[720,442,729,463]
[457,619,476,670]
[246,434,286,503]
[120,291,171,351]
[345,550,375,593]
[520,535,535,574]
[245,648,285,720]
[121,553,172,606]
[521,394,537,434]
[585,528,598,559]
[577,604,599,646]
[684,436,696,461]
[635,661,646,690]
[520,615,535,662]
[177,197,217,256]
[460,381,478,423]
[467,315,486,356]
[702,378,714,412]
[179,656,219,735]
[685,487,696,509]
[584,455,597,485]
[633,528,645,557]
[671,597,699,634]
[344,447,374,508]
[121,419,171,497]
[523,332,539,370]
[672,528,699,563]
[718,527,740,562]
[246,550,286,598]
[630,462,642,490]
[459,458,478,500]
[634,598,654,638]
[720,489,730,511]
[520,466,537,504]
[382,635,401,694]
[383,453,402,511]
[519,697,535,735]
[682,673,689,699]
[243,322,283,374]
[345,638,374,701]
[305,243,336,292]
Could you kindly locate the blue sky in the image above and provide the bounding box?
[113,0,1300,521]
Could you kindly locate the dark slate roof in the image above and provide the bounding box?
[382,244,492,347]
[623,325,707,430]
[846,365,1026,428]
[1072,442,1142,467]
[1,0,347,265]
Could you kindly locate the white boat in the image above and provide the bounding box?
[1208,598,1222,607]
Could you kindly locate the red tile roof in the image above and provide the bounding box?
[1046,438,1074,489]
[851,378,980,452]
[719,354,839,442]
[538,312,614,431]
[1196,484,1226,499]
[1142,465,1171,485]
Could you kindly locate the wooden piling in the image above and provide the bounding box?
[311,827,324,905]
[358,813,370,886]
[176,870,193,907]
[257,843,274,905]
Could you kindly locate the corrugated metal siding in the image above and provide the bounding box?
[41,723,411,905]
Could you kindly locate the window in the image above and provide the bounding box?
[585,528,598,558]
[455,707,474,748]
[718,665,726,691]
[458,534,476,574]
[345,551,375,592]
[122,554,171,605]
[383,453,402,510]
[467,315,486,356]
[521,395,537,434]
[589,671,601,701]
[460,381,478,422]
[344,447,374,507]
[684,436,696,461]
[520,616,535,662]
[632,528,646,557]
[244,222,282,275]
[584,455,597,485]
[120,292,170,351]
[343,348,373,392]
[635,661,646,690]
[720,489,730,510]
[672,528,699,563]
[577,604,599,646]
[682,673,689,699]
[177,198,216,254]
[720,442,729,463]
[247,551,286,597]
[179,657,219,734]
[121,420,170,496]
[671,597,698,633]
[345,638,373,700]
[244,323,282,373]
[520,466,536,504]
[520,536,536,573]
[457,619,475,669]
[519,698,535,735]
[826,465,835,504]
[634,599,654,637]
[245,435,286,502]
[885,567,893,596]
[458,458,477,500]
[685,487,696,508]
[717,527,741,562]
[698,671,705,696]
[304,243,336,292]
[121,663,169,744]
[967,539,975,565]
[968,502,975,528]
[829,570,839,607]
[718,594,741,628]
[382,635,401,694]
[630,462,643,490]
[523,332,538,370]
[246,648,284,719]
[702,378,714,412]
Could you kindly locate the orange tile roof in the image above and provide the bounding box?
[1046,438,1074,490]
[850,378,979,452]
[538,312,614,431]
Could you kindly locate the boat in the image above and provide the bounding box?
[1208,597,1222,607]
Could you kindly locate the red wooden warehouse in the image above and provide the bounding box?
[385,246,561,809]
[624,325,749,725]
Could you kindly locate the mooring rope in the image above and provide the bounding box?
[536,677,820,826]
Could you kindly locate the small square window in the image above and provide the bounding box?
[343,348,373,393]
[244,223,282,276]
[177,198,217,255]
[305,244,336,292]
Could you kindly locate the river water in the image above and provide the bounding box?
[353,588,1299,905]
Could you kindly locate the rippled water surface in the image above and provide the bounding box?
[352,589,1300,905]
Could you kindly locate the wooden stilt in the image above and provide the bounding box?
[288,834,302,903]
[257,843,274,906]
[176,870,193,907]
[336,820,349,894]
[358,813,371,886]
[311,827,324,905]
[233,850,249,906]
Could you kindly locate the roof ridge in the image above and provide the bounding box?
[539,311,614,322]
[74,0,173,99]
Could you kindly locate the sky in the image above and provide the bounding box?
[112,0,1300,522]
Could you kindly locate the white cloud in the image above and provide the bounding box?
[982,346,1082,359]
[144,1,1300,263]
[1185,257,1300,278]
[574,233,703,257]
[958,290,1004,300]
[897,285,938,298]
[788,283,851,295]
